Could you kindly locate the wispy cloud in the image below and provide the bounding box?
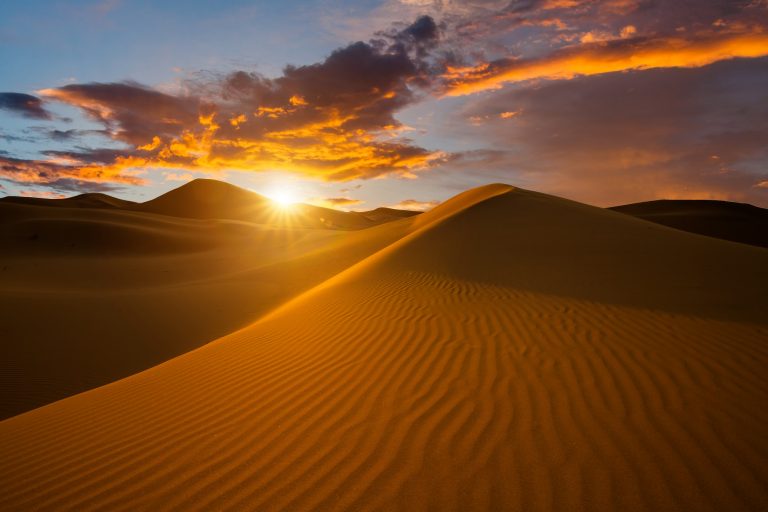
[0,93,53,119]
[308,196,364,210]
[389,198,440,211]
[443,31,768,95]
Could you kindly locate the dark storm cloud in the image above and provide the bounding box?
[0,93,53,120]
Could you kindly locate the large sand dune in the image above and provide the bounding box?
[0,181,418,419]
[1,184,766,511]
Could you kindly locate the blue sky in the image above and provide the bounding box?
[1,0,767,209]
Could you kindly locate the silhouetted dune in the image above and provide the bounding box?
[0,192,138,210]
[133,178,270,220]
[0,202,233,255]
[611,199,768,248]
[133,179,415,230]
[357,206,421,223]
[1,183,766,511]
[0,179,420,231]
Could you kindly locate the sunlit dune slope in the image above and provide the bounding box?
[1,184,766,511]
[611,199,768,248]
[0,185,418,419]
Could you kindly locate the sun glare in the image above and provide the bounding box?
[266,187,298,208]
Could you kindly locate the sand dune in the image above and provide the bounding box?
[612,199,768,248]
[135,179,418,230]
[0,181,419,419]
[1,192,138,210]
[1,184,766,511]
[2,179,413,230]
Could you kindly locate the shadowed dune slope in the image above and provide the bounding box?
[611,199,768,248]
[0,197,416,419]
[132,178,272,220]
[1,192,138,210]
[358,207,422,223]
[1,185,766,511]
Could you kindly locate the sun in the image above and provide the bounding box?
[266,187,298,208]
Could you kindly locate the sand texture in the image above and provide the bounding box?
[1,184,766,511]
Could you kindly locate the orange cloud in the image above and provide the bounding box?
[444,31,768,96]
[26,23,442,185]
[138,136,162,151]
[390,198,440,211]
[309,196,364,210]
[229,113,247,128]
[19,189,67,198]
[0,155,146,193]
[289,95,308,106]
[131,106,439,181]
[163,172,194,182]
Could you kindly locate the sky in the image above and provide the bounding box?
[1,0,767,210]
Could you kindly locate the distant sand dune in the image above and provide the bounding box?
[1,192,138,210]
[1,184,766,510]
[0,183,418,419]
[611,199,768,248]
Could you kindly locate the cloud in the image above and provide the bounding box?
[163,172,194,182]
[25,17,444,187]
[0,131,36,143]
[0,155,144,192]
[41,128,107,142]
[0,93,53,120]
[17,189,67,199]
[30,178,125,193]
[39,82,198,146]
[390,198,440,210]
[0,175,124,196]
[310,196,364,210]
[453,57,768,205]
[443,31,768,95]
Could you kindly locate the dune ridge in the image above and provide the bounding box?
[1,184,766,511]
[611,199,768,248]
